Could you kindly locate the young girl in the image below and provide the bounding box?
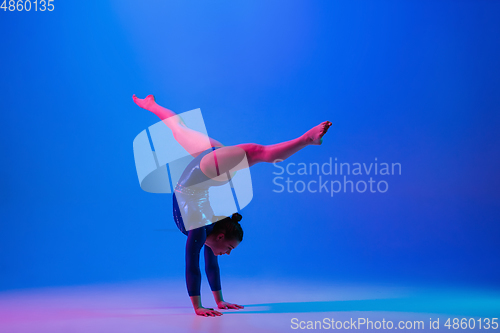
[133,95,331,316]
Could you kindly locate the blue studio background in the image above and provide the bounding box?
[1,0,499,292]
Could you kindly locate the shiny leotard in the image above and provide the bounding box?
[172,146,230,296]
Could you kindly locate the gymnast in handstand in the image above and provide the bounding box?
[133,94,331,316]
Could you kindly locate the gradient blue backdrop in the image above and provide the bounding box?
[1,0,499,292]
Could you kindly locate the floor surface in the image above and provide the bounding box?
[0,278,498,332]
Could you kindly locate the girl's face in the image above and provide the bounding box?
[207,233,240,256]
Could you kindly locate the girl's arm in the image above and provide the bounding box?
[204,245,221,292]
[186,228,223,316]
[204,244,245,310]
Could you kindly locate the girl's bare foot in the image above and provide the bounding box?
[303,121,332,145]
[132,94,156,110]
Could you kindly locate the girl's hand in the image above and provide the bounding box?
[195,306,223,317]
[217,301,244,310]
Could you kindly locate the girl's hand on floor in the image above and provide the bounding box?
[217,301,244,310]
[195,307,223,317]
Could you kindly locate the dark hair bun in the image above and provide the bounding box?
[231,213,242,223]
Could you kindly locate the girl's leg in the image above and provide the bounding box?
[199,121,332,180]
[133,94,224,158]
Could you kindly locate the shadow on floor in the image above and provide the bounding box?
[233,296,500,317]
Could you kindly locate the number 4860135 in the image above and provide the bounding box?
[1,0,55,11]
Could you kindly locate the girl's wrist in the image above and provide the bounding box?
[190,295,203,309]
[212,290,224,304]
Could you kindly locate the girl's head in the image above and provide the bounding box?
[205,213,243,256]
